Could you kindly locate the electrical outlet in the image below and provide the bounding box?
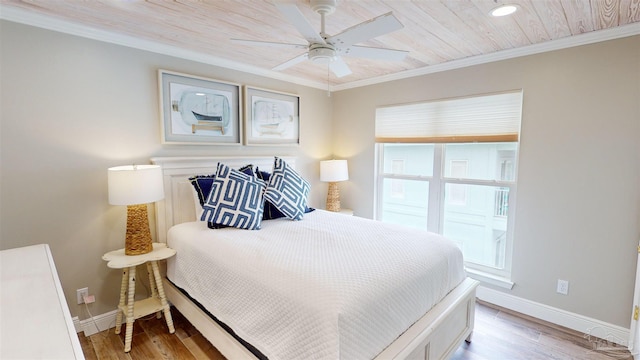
[77,287,89,304]
[556,279,569,295]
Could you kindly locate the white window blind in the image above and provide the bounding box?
[375,91,523,143]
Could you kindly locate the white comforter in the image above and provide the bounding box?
[167,210,465,360]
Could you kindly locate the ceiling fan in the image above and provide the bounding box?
[231,0,408,78]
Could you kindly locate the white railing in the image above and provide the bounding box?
[494,188,509,217]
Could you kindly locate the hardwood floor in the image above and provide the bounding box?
[79,307,225,360]
[79,301,632,359]
[452,301,632,360]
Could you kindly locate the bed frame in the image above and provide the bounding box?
[151,156,479,360]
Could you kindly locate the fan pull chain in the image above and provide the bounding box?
[327,63,331,97]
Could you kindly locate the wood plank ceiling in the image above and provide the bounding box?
[2,0,639,89]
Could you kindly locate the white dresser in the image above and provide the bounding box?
[1,244,85,359]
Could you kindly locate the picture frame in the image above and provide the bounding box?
[159,70,242,145]
[244,86,299,146]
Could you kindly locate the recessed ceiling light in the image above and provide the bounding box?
[490,4,518,17]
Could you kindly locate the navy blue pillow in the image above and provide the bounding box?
[189,175,216,208]
[238,164,255,176]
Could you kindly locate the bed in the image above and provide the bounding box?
[151,156,479,360]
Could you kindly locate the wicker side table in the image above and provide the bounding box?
[102,243,176,352]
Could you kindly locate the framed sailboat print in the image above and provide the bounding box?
[159,70,241,145]
[244,86,299,146]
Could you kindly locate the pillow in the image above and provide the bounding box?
[200,163,265,230]
[256,166,315,220]
[263,157,310,220]
[238,164,255,177]
[189,175,215,207]
[189,175,215,219]
[189,165,256,221]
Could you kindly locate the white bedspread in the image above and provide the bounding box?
[167,210,465,360]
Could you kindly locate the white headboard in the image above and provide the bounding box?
[150,156,295,243]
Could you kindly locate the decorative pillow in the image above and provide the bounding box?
[201,163,265,230]
[263,157,310,220]
[257,167,315,220]
[189,165,256,221]
[189,175,215,207]
[189,175,216,219]
[238,164,255,177]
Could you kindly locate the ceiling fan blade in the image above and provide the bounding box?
[273,52,309,71]
[329,12,403,48]
[275,3,326,44]
[340,45,408,61]
[231,39,308,50]
[329,57,352,78]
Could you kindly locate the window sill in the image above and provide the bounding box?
[465,268,514,290]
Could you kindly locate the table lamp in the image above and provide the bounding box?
[108,165,164,255]
[320,159,349,212]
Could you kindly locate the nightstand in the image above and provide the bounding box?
[338,208,354,216]
[102,243,176,352]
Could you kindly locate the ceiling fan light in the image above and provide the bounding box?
[490,4,518,17]
[309,47,336,64]
[312,57,332,65]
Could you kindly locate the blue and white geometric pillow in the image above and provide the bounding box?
[256,166,315,220]
[201,162,265,230]
[263,157,310,220]
[190,165,257,221]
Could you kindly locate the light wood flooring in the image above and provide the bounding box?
[452,301,632,360]
[78,307,225,360]
[79,301,632,360]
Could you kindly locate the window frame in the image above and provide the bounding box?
[375,143,518,282]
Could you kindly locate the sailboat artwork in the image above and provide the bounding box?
[245,87,299,145]
[172,89,231,135]
[160,70,241,145]
[252,99,294,136]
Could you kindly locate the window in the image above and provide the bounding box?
[380,145,433,230]
[391,160,405,199]
[448,160,468,205]
[375,91,522,281]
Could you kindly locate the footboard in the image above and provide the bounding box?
[375,277,479,360]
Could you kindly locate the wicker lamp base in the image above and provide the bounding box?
[326,182,341,212]
[125,204,153,256]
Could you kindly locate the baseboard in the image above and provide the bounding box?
[73,310,118,336]
[477,286,630,347]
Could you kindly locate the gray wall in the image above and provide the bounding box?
[331,35,640,328]
[0,20,333,317]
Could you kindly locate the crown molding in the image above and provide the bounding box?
[0,6,328,90]
[332,22,640,91]
[2,6,639,92]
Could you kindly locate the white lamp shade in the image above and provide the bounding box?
[108,165,164,205]
[320,160,349,182]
